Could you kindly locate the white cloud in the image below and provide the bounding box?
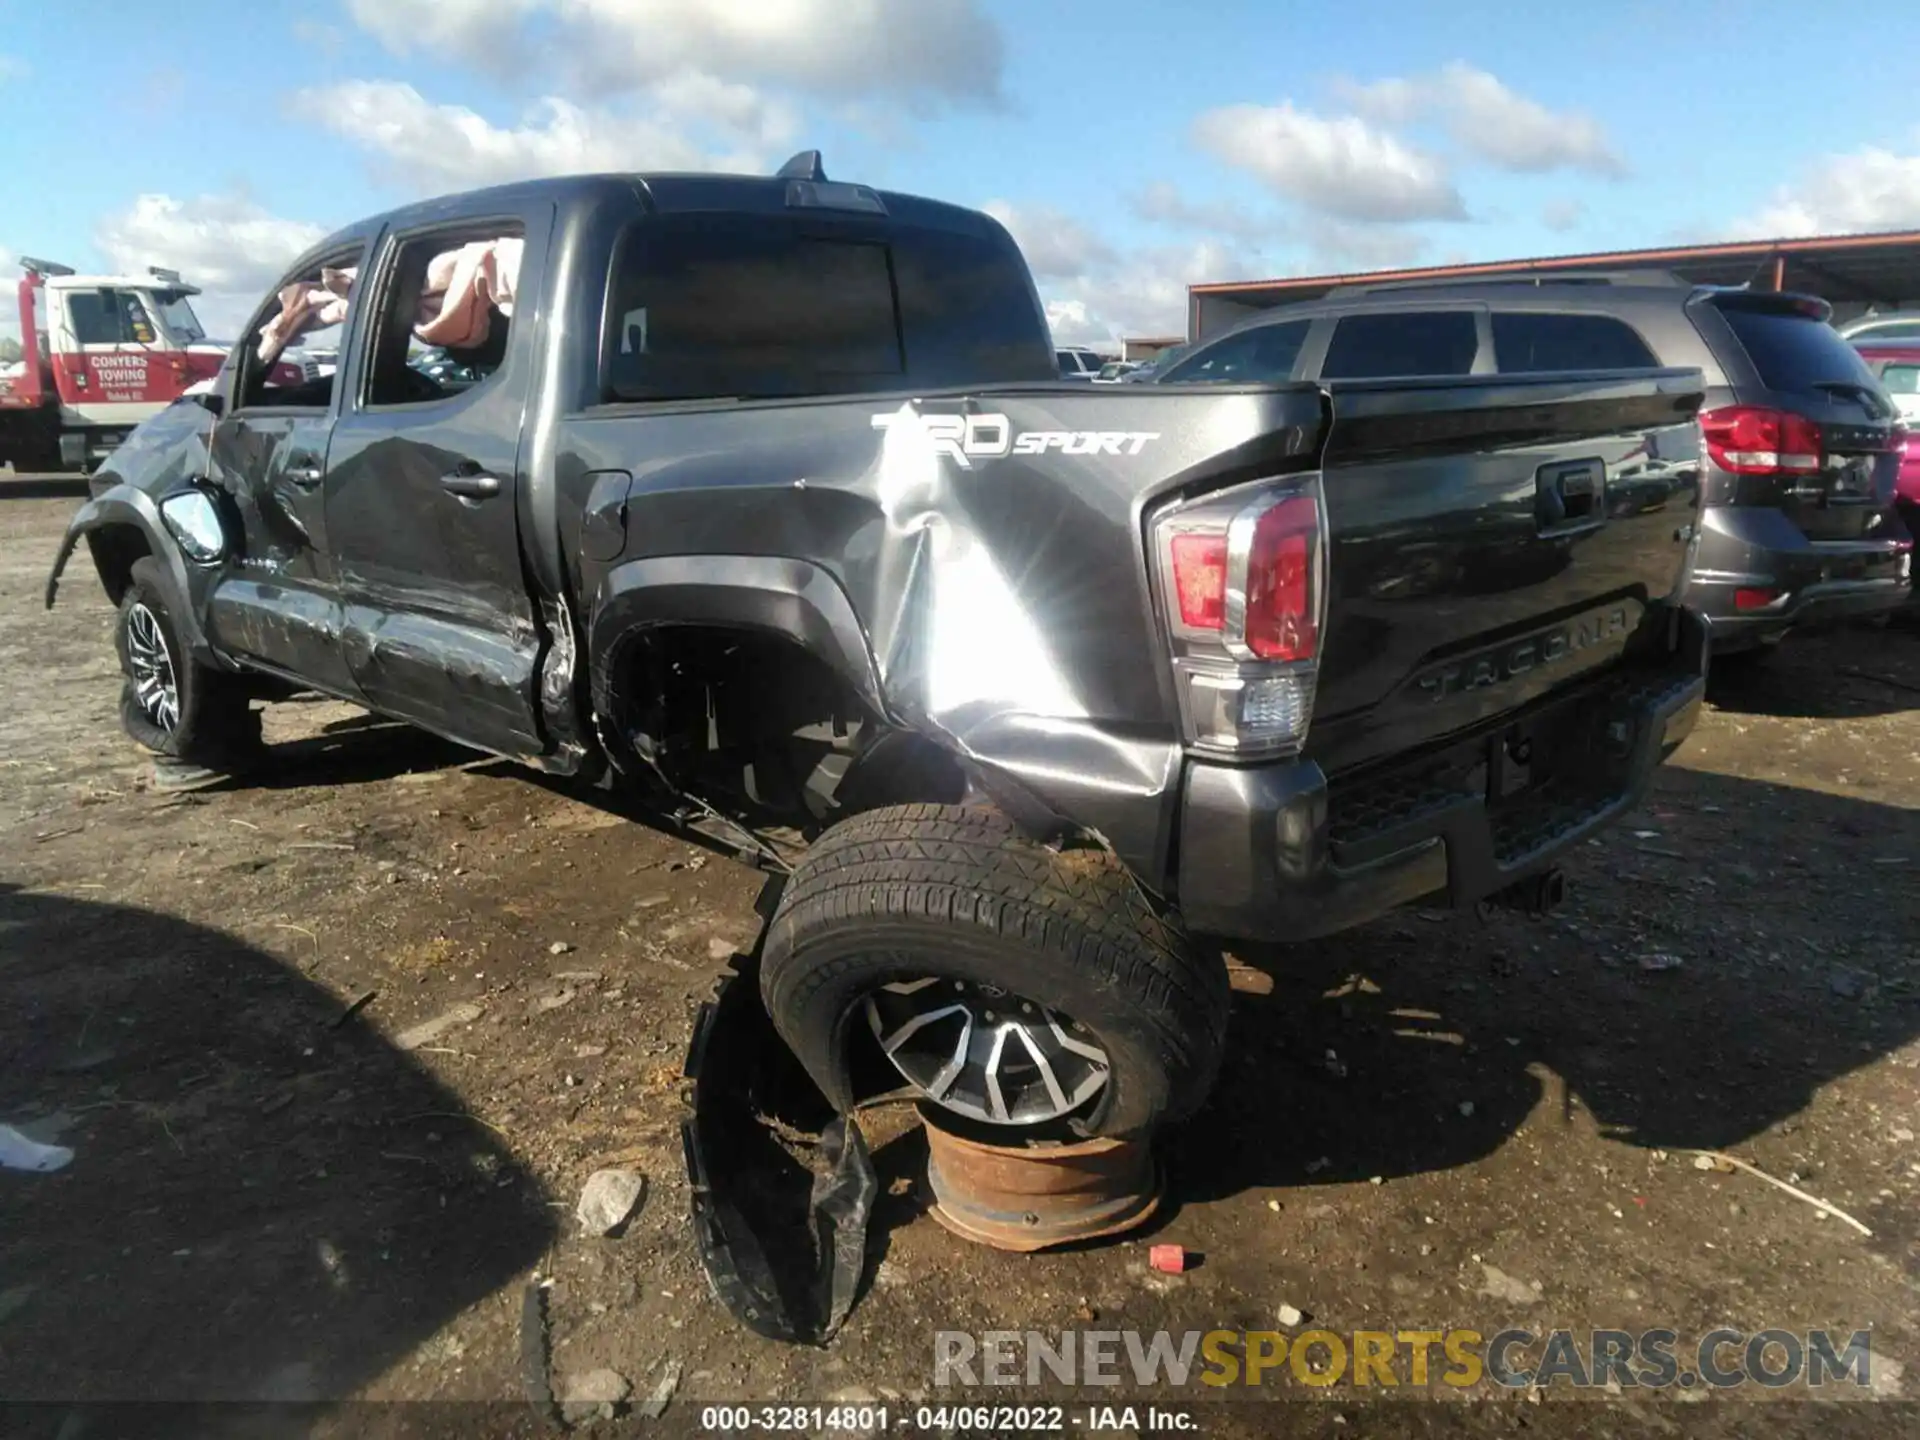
[1540,197,1585,233]
[1040,240,1276,347]
[982,200,1114,280]
[1296,216,1429,271]
[95,194,329,337]
[343,0,1004,106]
[1192,102,1465,223]
[1130,181,1280,242]
[1732,146,1920,238]
[344,0,542,69]
[1336,64,1625,177]
[998,190,1451,346]
[290,80,791,195]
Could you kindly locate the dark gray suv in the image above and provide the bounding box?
[1158,276,1915,657]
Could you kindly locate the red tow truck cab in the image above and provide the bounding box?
[0,258,239,473]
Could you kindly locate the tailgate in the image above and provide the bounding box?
[1306,368,1705,775]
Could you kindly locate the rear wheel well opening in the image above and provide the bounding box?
[85,526,155,606]
[603,622,965,833]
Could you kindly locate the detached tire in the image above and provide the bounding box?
[115,557,259,764]
[760,803,1229,1138]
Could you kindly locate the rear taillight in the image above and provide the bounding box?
[1169,534,1228,629]
[1153,479,1324,758]
[1700,405,1821,475]
[1244,494,1319,662]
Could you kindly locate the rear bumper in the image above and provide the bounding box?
[1173,609,1708,943]
[1685,504,1913,651]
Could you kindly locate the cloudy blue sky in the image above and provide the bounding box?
[3,0,1918,343]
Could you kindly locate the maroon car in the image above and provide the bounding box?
[1851,343,1920,603]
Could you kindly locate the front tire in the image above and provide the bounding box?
[759,803,1229,1138]
[115,557,260,766]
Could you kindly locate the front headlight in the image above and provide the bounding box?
[159,489,227,564]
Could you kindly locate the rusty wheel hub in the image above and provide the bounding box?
[921,1109,1162,1252]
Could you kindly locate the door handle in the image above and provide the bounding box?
[439,468,502,500]
[285,464,323,489]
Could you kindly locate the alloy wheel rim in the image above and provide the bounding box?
[864,977,1110,1126]
[126,603,180,733]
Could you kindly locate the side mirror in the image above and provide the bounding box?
[190,389,224,418]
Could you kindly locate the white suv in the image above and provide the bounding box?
[1054,345,1106,380]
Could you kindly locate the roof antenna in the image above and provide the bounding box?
[776,150,827,182]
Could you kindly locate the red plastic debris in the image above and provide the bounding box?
[1149,1244,1187,1274]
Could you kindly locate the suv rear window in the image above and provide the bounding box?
[1321,311,1478,379]
[1492,312,1659,373]
[1713,301,1882,396]
[602,215,1052,401]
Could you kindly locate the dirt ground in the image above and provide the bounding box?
[2,486,1917,1438]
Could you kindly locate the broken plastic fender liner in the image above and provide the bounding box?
[683,949,876,1345]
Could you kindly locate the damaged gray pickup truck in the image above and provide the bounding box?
[48,153,1709,1142]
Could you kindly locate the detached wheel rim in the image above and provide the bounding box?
[864,977,1110,1126]
[126,602,180,733]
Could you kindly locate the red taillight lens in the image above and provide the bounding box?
[1734,587,1780,611]
[1244,494,1318,661]
[1170,533,1227,630]
[1700,405,1822,475]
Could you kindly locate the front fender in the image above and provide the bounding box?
[587,554,888,724]
[45,486,217,664]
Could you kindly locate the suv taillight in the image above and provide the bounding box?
[1154,480,1324,758]
[1700,405,1821,475]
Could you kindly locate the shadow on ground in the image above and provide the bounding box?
[0,886,555,1414]
[1172,767,1919,1240]
[1704,621,1920,719]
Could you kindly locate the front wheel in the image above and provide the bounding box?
[115,557,260,766]
[759,803,1229,1138]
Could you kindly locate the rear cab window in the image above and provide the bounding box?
[602,214,1052,402]
[1320,310,1479,379]
[1492,312,1659,373]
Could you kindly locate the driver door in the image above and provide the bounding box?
[201,243,374,699]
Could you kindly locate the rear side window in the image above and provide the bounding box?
[1714,303,1881,396]
[1162,320,1310,384]
[1879,362,1920,395]
[605,217,898,400]
[1321,311,1477,379]
[1492,312,1659,373]
[893,227,1053,386]
[603,215,1051,401]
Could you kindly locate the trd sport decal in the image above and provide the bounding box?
[872,406,1159,469]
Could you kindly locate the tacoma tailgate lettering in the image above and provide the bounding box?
[1413,603,1636,703]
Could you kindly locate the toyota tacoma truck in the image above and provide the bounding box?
[46,153,1710,1140]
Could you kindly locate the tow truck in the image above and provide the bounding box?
[0,258,294,473]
